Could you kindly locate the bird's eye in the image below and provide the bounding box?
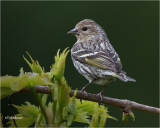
[82,27,88,31]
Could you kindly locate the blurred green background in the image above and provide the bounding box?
[1,1,159,127]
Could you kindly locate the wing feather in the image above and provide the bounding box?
[72,50,117,72]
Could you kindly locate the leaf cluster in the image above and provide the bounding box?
[0,48,115,127]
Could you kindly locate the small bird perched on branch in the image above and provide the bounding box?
[67,19,136,103]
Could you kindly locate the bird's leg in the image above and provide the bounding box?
[97,84,107,106]
[80,82,91,103]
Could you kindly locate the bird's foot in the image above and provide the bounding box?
[97,91,104,106]
[79,87,88,104]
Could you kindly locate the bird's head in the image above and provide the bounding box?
[67,19,105,40]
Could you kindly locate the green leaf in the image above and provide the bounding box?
[0,76,19,88]
[89,105,99,127]
[45,102,54,124]
[98,107,107,127]
[8,102,39,127]
[42,94,49,107]
[89,104,108,127]
[0,72,53,99]
[129,111,135,121]
[12,102,39,118]
[75,111,89,124]
[122,112,129,124]
[54,77,71,125]
[0,87,13,99]
[50,48,69,82]
[58,77,71,108]
[23,52,44,75]
[7,114,35,127]
[10,74,30,91]
[64,90,77,127]
[75,99,116,125]
[0,76,21,98]
[29,73,52,87]
[47,48,70,125]
[122,111,135,124]
[1,48,117,127]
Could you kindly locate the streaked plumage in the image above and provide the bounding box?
[67,19,136,101]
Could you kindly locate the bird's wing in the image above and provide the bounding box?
[72,50,118,72]
[105,47,122,72]
[98,38,122,71]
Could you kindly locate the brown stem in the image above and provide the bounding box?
[20,85,160,114]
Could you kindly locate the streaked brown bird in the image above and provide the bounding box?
[67,19,136,102]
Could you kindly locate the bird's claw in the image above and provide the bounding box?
[97,91,104,106]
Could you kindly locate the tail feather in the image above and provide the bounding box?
[117,72,136,82]
[103,71,136,82]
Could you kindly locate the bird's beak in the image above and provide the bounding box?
[67,28,78,34]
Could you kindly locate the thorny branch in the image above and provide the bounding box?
[20,85,160,115]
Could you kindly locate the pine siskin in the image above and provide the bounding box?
[67,19,136,102]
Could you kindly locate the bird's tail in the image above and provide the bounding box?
[116,72,136,82]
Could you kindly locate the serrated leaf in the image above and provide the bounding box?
[89,105,99,127]
[64,90,77,127]
[0,76,20,88]
[0,76,21,98]
[7,102,39,127]
[10,73,50,91]
[98,108,107,127]
[50,48,69,82]
[75,99,116,125]
[58,77,71,108]
[26,72,52,87]
[1,48,117,127]
[30,74,51,87]
[89,104,108,127]
[23,52,44,75]
[0,72,53,99]
[74,111,89,124]
[54,77,71,125]
[10,75,30,91]
[12,102,39,118]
